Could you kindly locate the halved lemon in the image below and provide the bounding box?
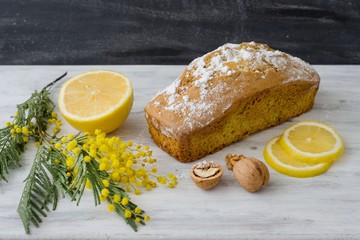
[279,121,344,164]
[58,70,133,133]
[264,136,332,178]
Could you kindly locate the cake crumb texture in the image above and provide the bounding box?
[145,42,320,162]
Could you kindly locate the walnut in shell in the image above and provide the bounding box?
[190,161,223,190]
[226,154,269,192]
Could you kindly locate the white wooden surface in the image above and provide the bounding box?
[0,65,359,240]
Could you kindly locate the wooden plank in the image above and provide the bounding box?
[0,1,359,64]
[0,65,359,239]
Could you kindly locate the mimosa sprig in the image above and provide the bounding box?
[1,73,177,234]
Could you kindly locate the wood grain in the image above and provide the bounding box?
[0,65,359,239]
[0,0,359,64]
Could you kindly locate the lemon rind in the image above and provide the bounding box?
[58,70,133,121]
[264,136,332,178]
[280,121,344,163]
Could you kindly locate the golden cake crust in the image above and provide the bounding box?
[145,42,320,162]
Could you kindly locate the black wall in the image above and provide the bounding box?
[0,0,359,65]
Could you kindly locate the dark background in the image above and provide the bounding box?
[0,0,359,65]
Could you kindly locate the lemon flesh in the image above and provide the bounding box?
[279,121,344,164]
[264,136,332,178]
[58,70,133,133]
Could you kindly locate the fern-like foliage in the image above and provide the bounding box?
[69,152,103,206]
[0,90,54,182]
[0,72,67,182]
[16,90,55,136]
[17,146,60,234]
[67,145,144,231]
[0,127,25,181]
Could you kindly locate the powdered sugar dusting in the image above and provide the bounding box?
[153,101,160,107]
[162,81,230,131]
[158,77,181,105]
[150,42,317,135]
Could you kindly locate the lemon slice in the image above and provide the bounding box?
[58,70,133,133]
[264,136,332,178]
[279,121,344,164]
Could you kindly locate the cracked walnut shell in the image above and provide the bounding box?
[190,161,223,190]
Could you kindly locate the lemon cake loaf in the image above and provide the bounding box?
[145,42,320,163]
